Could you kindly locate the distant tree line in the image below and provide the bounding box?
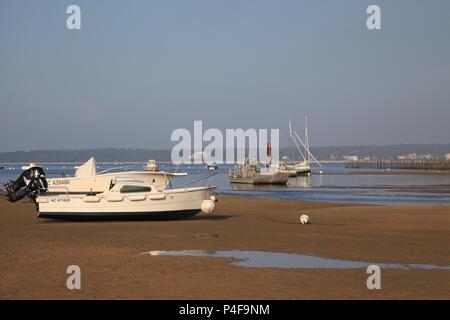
[0,148,171,163]
[0,144,449,163]
[299,144,450,161]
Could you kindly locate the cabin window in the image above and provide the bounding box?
[120,185,151,193]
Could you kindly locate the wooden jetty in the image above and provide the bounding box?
[346,159,450,171]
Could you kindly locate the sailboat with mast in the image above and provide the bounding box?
[287,117,322,176]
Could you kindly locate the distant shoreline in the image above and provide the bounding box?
[1,144,449,163]
[0,160,348,165]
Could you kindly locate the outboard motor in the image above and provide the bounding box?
[3,167,48,202]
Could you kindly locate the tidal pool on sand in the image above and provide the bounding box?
[140,250,450,270]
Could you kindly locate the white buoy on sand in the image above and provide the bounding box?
[201,200,216,214]
[300,214,310,224]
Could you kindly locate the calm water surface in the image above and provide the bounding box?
[141,250,450,270]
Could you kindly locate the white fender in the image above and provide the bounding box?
[201,200,216,214]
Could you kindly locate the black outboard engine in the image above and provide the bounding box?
[3,167,48,202]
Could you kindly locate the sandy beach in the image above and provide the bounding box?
[0,195,449,299]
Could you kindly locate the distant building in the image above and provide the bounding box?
[420,153,434,160]
[343,155,358,161]
[363,156,371,161]
[445,153,450,161]
[398,153,417,160]
[398,153,434,160]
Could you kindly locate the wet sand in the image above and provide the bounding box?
[322,170,450,175]
[313,185,450,194]
[0,196,449,299]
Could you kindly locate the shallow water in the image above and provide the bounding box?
[1,162,449,204]
[141,250,450,270]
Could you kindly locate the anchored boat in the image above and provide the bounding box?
[229,159,289,185]
[277,160,297,177]
[144,159,159,172]
[206,163,218,170]
[21,163,37,170]
[287,118,321,175]
[293,161,312,175]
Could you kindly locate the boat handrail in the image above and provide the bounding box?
[114,176,147,183]
[185,172,217,188]
[46,185,70,196]
[97,165,141,174]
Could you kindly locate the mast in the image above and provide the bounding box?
[305,115,310,164]
[265,143,272,167]
[289,120,295,165]
[292,130,322,168]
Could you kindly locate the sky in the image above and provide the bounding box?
[1,0,449,152]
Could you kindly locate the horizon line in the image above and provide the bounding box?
[1,142,450,153]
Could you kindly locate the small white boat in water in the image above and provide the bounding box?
[206,163,218,170]
[22,163,37,170]
[229,159,289,184]
[277,160,298,177]
[145,160,159,172]
[287,118,321,176]
[293,161,312,175]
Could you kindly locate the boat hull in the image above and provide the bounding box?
[38,209,201,221]
[294,162,312,175]
[295,168,311,175]
[280,169,298,177]
[229,172,289,184]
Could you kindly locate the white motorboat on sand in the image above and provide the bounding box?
[36,181,216,220]
[3,162,217,220]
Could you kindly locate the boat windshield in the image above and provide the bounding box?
[120,185,151,193]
